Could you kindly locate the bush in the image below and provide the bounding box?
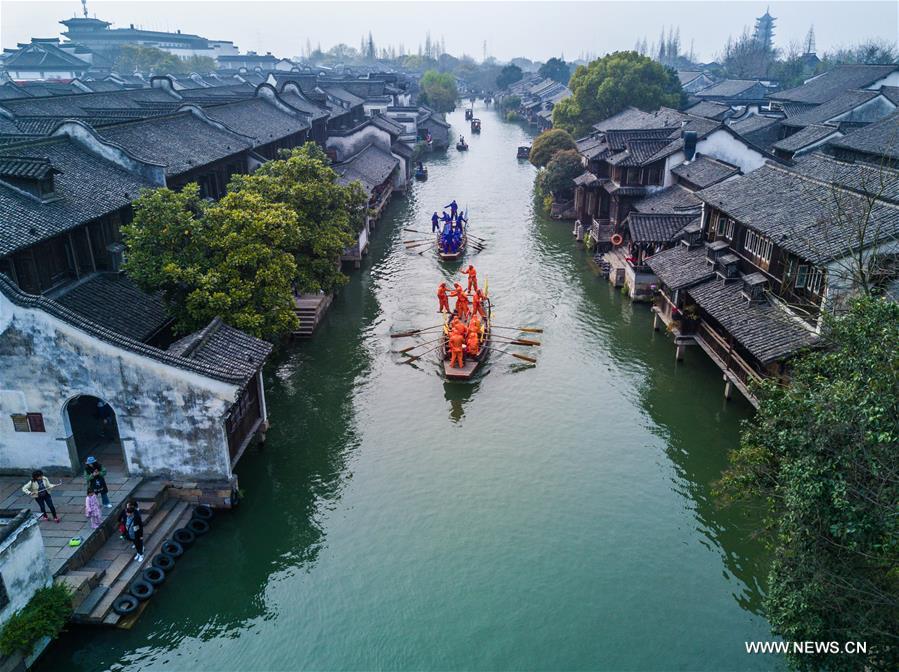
[0,583,73,656]
[539,149,583,197]
[528,128,576,168]
[505,111,520,122]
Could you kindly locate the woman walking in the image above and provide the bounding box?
[22,470,61,522]
[119,500,144,562]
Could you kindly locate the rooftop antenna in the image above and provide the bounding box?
[81,0,88,18]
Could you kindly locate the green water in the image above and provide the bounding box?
[40,103,779,671]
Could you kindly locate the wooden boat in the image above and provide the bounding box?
[517,146,531,159]
[441,295,491,380]
[437,230,466,260]
[414,165,428,180]
[471,118,481,133]
[465,109,473,120]
[456,140,469,151]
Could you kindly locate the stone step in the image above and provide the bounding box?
[73,585,109,617]
[85,500,191,624]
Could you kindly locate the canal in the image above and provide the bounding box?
[40,102,778,671]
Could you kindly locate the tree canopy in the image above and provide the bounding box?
[111,45,215,75]
[528,128,577,168]
[538,57,572,84]
[717,297,899,671]
[552,51,685,137]
[419,70,458,112]
[538,149,583,197]
[123,184,300,339]
[229,143,367,295]
[496,63,524,89]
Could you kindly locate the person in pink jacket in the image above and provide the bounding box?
[85,486,102,529]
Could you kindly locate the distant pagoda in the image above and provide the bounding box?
[753,7,776,52]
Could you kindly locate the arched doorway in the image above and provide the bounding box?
[64,395,127,475]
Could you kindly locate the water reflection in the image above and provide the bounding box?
[443,380,479,423]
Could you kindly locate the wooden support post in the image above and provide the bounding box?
[652,312,659,331]
[675,343,685,361]
[723,378,733,401]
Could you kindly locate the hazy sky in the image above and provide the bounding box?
[2,0,897,63]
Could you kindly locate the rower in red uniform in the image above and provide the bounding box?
[462,265,478,293]
[468,312,482,337]
[471,288,485,318]
[437,282,450,313]
[466,329,480,357]
[449,331,465,368]
[451,283,470,319]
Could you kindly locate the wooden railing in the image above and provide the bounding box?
[697,323,763,388]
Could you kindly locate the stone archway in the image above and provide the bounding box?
[63,395,127,475]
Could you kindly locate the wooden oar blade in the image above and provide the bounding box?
[511,353,537,364]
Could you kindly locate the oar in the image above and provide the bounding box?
[404,343,443,364]
[404,228,428,234]
[491,325,544,333]
[391,324,445,338]
[405,240,434,249]
[485,346,537,364]
[398,335,443,354]
[404,238,433,245]
[490,335,541,346]
[467,233,487,242]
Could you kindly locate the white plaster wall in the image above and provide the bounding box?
[696,130,768,174]
[829,96,895,125]
[0,516,51,626]
[0,293,237,478]
[868,71,899,89]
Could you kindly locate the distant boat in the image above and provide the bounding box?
[465,109,473,120]
[414,165,428,180]
[456,140,469,151]
[441,295,492,380]
[471,118,481,133]
[517,146,531,160]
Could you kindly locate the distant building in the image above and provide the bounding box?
[59,16,238,61]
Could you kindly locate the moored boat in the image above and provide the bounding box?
[442,294,491,380]
[517,145,531,159]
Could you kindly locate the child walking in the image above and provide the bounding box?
[85,486,102,529]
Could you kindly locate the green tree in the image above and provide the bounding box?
[718,297,899,671]
[528,128,577,168]
[418,69,458,112]
[538,57,571,84]
[496,63,523,89]
[537,149,583,197]
[498,94,521,112]
[228,143,368,295]
[552,51,685,137]
[124,184,300,339]
[110,45,212,75]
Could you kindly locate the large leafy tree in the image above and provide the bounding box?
[538,57,572,84]
[228,143,368,295]
[552,51,685,137]
[537,149,583,197]
[418,70,458,112]
[528,128,576,168]
[111,45,215,75]
[496,63,523,89]
[718,297,899,671]
[123,185,300,339]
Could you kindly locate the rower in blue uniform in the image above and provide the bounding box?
[444,200,458,219]
[431,211,440,232]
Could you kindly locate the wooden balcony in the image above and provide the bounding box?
[693,322,762,408]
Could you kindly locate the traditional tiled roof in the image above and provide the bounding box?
[573,171,600,187]
[781,89,882,128]
[333,142,398,193]
[627,213,698,243]
[0,137,152,256]
[788,152,899,203]
[695,79,767,100]
[54,274,170,342]
[99,112,252,177]
[696,160,899,264]
[772,124,841,153]
[167,317,272,384]
[277,89,329,121]
[631,185,701,214]
[0,83,31,100]
[670,155,740,189]
[0,87,176,117]
[0,274,269,385]
[769,64,899,104]
[830,112,899,161]
[608,138,673,166]
[646,243,715,290]
[677,71,705,86]
[575,134,608,160]
[0,155,57,179]
[728,114,782,150]
[684,100,733,121]
[199,98,309,146]
[323,86,365,107]
[688,278,819,363]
